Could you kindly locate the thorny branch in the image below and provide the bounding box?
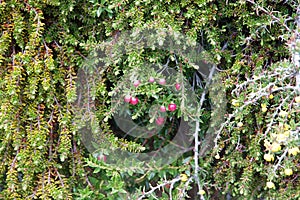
[193,64,217,199]
[137,177,181,200]
[246,0,292,32]
[293,6,300,92]
[214,83,298,150]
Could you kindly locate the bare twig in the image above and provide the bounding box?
[193,64,216,197]
[137,177,181,200]
[293,6,300,92]
[246,0,292,32]
[263,93,293,138]
[214,85,297,150]
[273,148,289,174]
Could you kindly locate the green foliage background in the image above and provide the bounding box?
[0,0,299,199]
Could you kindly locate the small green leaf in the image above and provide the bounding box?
[93,167,101,173]
[97,7,103,17]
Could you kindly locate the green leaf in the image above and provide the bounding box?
[93,167,101,174]
[97,7,103,17]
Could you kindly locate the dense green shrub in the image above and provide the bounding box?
[0,0,299,199]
